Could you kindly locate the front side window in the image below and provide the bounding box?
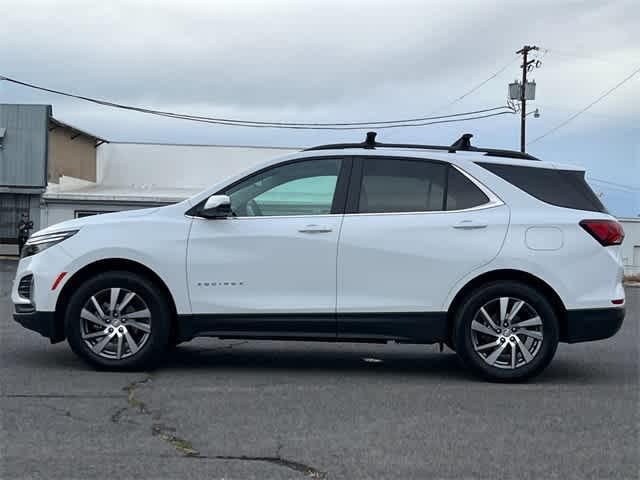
[225,158,342,217]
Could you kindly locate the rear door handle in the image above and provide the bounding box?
[453,220,488,230]
[298,225,333,234]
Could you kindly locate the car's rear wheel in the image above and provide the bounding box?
[65,271,171,370]
[452,281,559,382]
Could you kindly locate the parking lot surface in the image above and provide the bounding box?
[1,260,638,479]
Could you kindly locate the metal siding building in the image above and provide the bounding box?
[0,104,50,250]
[0,104,49,188]
[0,104,105,254]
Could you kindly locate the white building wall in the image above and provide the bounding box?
[97,143,298,190]
[41,201,157,228]
[620,218,640,276]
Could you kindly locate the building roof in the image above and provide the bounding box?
[49,117,108,145]
[43,184,198,203]
[107,141,300,150]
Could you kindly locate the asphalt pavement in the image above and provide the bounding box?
[1,260,638,479]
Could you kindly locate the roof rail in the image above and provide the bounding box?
[304,132,539,160]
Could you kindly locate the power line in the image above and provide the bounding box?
[0,74,513,129]
[588,177,640,192]
[145,109,516,130]
[528,65,640,145]
[538,47,623,67]
[430,57,518,114]
[145,105,513,129]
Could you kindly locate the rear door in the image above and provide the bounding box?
[336,156,509,341]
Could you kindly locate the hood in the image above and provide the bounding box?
[35,208,159,236]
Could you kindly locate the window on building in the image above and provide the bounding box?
[74,210,115,218]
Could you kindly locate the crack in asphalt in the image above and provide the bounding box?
[125,376,152,414]
[3,404,92,423]
[117,371,327,478]
[3,394,121,398]
[198,455,327,478]
[110,406,129,423]
[151,422,200,457]
[110,375,153,424]
[33,403,93,423]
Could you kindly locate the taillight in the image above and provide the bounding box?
[580,220,625,246]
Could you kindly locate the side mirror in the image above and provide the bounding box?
[201,195,231,219]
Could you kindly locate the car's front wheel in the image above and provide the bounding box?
[65,271,171,370]
[452,281,559,382]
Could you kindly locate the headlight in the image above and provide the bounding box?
[21,230,79,259]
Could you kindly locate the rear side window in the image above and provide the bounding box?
[356,158,490,213]
[478,163,607,213]
[359,159,446,213]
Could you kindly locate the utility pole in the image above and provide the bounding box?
[514,45,539,153]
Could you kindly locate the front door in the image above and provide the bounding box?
[187,157,350,338]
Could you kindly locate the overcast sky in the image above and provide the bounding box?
[0,0,638,215]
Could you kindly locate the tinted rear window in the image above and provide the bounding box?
[478,163,607,213]
[445,167,489,210]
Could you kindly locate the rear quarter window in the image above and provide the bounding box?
[445,167,489,210]
[478,162,607,213]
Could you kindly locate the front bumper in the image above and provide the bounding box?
[13,310,63,343]
[11,244,74,313]
[563,307,625,343]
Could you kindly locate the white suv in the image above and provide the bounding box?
[12,133,626,381]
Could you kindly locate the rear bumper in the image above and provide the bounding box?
[562,307,625,343]
[13,309,63,343]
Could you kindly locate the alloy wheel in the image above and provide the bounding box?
[79,287,152,360]
[470,296,543,369]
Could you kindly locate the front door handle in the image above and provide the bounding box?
[453,220,488,230]
[298,225,333,234]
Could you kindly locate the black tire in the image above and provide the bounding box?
[452,280,559,382]
[65,271,171,370]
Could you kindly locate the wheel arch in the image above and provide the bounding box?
[54,258,178,343]
[446,269,569,342]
